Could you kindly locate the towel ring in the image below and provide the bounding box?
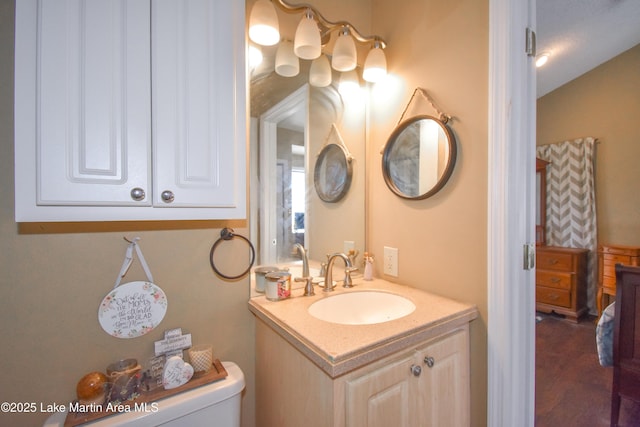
[209,228,256,280]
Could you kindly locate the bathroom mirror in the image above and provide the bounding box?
[382,115,457,200]
[314,142,353,203]
[248,32,366,270]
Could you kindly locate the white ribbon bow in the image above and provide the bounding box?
[114,237,154,289]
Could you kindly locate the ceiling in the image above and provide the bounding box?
[536,0,640,98]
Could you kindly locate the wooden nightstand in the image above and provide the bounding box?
[536,246,589,322]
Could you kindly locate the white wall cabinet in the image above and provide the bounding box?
[255,320,471,427]
[14,0,246,222]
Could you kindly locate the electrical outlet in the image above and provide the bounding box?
[344,240,355,254]
[383,246,398,277]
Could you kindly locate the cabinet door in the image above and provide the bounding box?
[151,0,245,209]
[345,354,414,427]
[23,0,151,207]
[417,330,470,427]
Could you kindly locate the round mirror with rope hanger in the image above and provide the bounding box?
[381,88,457,200]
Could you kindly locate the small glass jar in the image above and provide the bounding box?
[254,266,279,293]
[265,271,291,301]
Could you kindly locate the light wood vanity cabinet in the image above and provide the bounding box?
[535,246,588,322]
[255,320,470,427]
[345,328,469,427]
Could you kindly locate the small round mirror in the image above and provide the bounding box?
[382,115,456,200]
[314,143,353,203]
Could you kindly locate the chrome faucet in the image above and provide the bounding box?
[292,243,309,277]
[323,252,353,292]
[293,244,314,296]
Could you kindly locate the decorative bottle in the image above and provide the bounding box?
[363,252,374,281]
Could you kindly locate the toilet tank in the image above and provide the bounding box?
[44,361,244,427]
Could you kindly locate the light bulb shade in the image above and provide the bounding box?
[309,55,332,87]
[338,70,360,97]
[331,31,357,72]
[294,14,321,60]
[249,0,280,46]
[275,40,299,77]
[363,45,387,82]
[248,45,263,69]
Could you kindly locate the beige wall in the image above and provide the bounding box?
[0,2,256,426]
[2,0,490,426]
[369,0,488,424]
[537,44,640,246]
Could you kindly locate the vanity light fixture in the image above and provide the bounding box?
[275,40,299,77]
[248,0,388,83]
[363,39,387,82]
[338,70,361,98]
[535,52,549,68]
[248,0,280,46]
[332,27,358,72]
[248,44,264,69]
[309,54,332,87]
[294,9,321,60]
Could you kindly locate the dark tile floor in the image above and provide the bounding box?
[535,312,640,427]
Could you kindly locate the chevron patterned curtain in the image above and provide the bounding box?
[536,137,598,313]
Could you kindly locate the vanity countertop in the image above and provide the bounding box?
[248,278,478,378]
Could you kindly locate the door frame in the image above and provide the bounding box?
[258,85,309,265]
[487,0,536,425]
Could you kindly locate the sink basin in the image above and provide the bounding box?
[308,291,416,325]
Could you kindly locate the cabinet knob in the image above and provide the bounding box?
[130,187,146,201]
[424,356,435,368]
[161,190,175,203]
[410,364,422,377]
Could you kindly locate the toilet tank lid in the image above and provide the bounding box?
[145,361,245,417]
[171,360,245,403]
[42,361,245,427]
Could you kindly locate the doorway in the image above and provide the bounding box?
[258,85,309,265]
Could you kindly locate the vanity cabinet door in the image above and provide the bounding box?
[14,0,246,221]
[416,329,470,427]
[344,329,470,427]
[345,354,415,427]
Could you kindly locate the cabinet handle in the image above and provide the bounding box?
[161,190,175,203]
[410,364,422,377]
[130,187,146,201]
[424,356,435,368]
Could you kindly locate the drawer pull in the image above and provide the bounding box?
[424,356,435,368]
[551,277,561,283]
[547,258,558,265]
[548,293,559,300]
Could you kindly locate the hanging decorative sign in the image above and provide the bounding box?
[98,238,168,339]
